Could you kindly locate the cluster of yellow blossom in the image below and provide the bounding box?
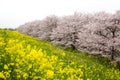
[0,29,120,80]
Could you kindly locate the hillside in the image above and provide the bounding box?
[0,29,120,80]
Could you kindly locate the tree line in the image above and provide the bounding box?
[17,11,120,61]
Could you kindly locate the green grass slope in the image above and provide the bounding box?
[0,29,120,80]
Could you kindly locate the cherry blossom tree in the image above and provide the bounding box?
[76,12,120,60]
[17,11,120,60]
[50,13,90,48]
[18,15,59,41]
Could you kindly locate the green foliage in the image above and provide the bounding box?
[0,29,120,80]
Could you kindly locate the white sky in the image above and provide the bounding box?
[0,0,120,29]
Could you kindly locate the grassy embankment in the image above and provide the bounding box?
[0,29,120,80]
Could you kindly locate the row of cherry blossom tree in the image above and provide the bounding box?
[17,11,120,60]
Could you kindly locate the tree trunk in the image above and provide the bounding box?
[110,46,115,60]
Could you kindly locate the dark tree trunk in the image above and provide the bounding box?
[110,46,115,60]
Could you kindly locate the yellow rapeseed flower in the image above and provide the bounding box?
[0,72,5,79]
[26,45,31,52]
[78,78,83,80]
[41,78,46,80]
[23,73,28,79]
[0,42,5,47]
[70,62,75,65]
[51,55,58,61]
[10,63,14,66]
[28,64,32,69]
[4,64,8,70]
[87,78,91,80]
[33,76,39,80]
[16,75,21,79]
[4,72,10,78]
[61,52,66,56]
[38,49,44,58]
[46,70,54,78]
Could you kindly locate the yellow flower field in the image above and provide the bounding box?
[0,29,120,80]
